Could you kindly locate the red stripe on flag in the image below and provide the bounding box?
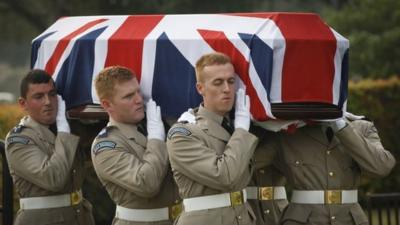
[197,29,268,120]
[233,13,337,103]
[105,15,164,81]
[272,14,336,103]
[45,18,107,76]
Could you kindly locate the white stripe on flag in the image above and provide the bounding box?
[91,16,129,104]
[330,27,349,106]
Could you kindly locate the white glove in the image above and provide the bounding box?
[344,111,365,120]
[327,118,347,132]
[146,99,165,140]
[177,108,196,124]
[234,88,251,131]
[56,95,70,133]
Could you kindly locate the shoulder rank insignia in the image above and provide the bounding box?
[93,141,116,155]
[168,127,192,140]
[11,124,25,134]
[7,136,30,145]
[97,127,109,138]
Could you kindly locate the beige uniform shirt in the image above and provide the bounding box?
[167,105,259,225]
[5,116,94,225]
[249,128,288,225]
[268,120,396,225]
[91,119,180,225]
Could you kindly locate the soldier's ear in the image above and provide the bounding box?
[100,98,112,113]
[18,97,28,111]
[196,82,204,96]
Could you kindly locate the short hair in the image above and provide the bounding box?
[195,52,232,82]
[95,66,137,100]
[20,69,54,98]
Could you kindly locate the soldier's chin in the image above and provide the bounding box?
[41,117,56,126]
[133,112,145,123]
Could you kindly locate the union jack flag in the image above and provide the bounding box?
[31,13,349,121]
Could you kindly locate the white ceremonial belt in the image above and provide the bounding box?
[291,190,358,204]
[246,186,287,200]
[115,205,170,222]
[20,190,83,210]
[183,189,247,212]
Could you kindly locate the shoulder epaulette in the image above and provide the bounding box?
[92,140,117,155]
[97,127,110,138]
[11,124,25,134]
[168,126,192,140]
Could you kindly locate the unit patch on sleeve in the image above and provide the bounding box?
[93,141,116,155]
[168,127,192,140]
[7,136,30,145]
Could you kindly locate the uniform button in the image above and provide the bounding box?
[329,172,334,177]
[76,209,80,213]
[259,169,265,174]
[264,209,270,214]
[326,150,331,155]
[237,215,242,220]
[175,199,179,204]
[295,160,300,165]
[331,216,336,220]
[72,169,76,173]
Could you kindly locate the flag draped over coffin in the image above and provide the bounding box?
[31,12,349,121]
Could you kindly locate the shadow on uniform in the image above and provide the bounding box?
[69,119,114,225]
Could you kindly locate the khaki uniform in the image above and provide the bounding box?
[266,119,396,225]
[249,128,288,225]
[5,116,94,225]
[91,119,180,225]
[248,167,288,225]
[167,105,259,225]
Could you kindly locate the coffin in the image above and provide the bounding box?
[31,13,349,121]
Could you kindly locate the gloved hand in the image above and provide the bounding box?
[326,118,347,133]
[177,108,196,124]
[234,88,251,131]
[146,99,165,140]
[56,95,70,133]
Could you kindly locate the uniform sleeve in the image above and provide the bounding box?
[167,127,258,191]
[92,139,168,198]
[5,132,79,192]
[336,120,396,177]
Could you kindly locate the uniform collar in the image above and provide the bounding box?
[196,104,225,125]
[196,105,231,141]
[22,116,55,142]
[302,124,340,148]
[107,118,147,147]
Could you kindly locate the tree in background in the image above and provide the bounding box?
[323,0,400,78]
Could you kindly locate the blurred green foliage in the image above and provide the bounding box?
[323,0,400,78]
[347,76,400,194]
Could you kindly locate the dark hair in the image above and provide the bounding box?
[20,69,55,98]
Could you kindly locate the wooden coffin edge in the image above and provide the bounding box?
[67,103,342,121]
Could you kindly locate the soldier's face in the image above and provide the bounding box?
[196,63,235,116]
[103,78,144,124]
[19,81,58,125]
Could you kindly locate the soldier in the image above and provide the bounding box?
[5,69,94,225]
[167,52,258,225]
[91,66,181,225]
[264,114,396,225]
[176,114,288,225]
[247,126,288,225]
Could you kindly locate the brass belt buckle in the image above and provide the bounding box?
[169,202,183,221]
[70,191,82,206]
[325,190,342,204]
[230,191,244,207]
[259,187,274,200]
